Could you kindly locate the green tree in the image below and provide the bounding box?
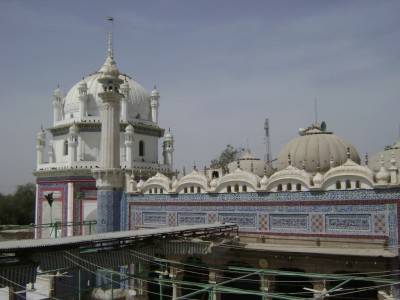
[0,183,35,225]
[210,144,244,173]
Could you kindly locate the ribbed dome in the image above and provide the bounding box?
[369,140,400,172]
[63,71,151,120]
[277,122,360,174]
[228,149,274,177]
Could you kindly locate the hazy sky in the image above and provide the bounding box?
[0,1,399,195]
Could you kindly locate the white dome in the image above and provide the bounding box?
[277,122,360,174]
[228,149,274,177]
[369,140,400,172]
[64,72,150,120]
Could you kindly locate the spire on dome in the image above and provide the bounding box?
[99,17,119,75]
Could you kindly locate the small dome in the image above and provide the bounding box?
[313,172,324,187]
[177,169,209,190]
[324,158,374,183]
[151,86,159,97]
[376,155,390,184]
[37,129,45,139]
[269,165,313,185]
[369,140,400,172]
[125,124,134,133]
[228,149,274,177]
[69,123,78,134]
[53,86,62,98]
[277,122,360,174]
[165,130,174,140]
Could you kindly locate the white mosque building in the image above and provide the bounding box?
[32,27,400,299]
[34,32,175,235]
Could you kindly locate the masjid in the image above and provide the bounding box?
[31,29,400,299]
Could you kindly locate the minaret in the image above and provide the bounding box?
[120,79,130,122]
[52,86,62,124]
[92,30,125,233]
[163,128,174,168]
[77,79,88,119]
[125,124,134,165]
[36,127,46,165]
[150,86,160,124]
[68,123,79,163]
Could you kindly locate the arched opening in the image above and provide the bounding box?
[346,179,351,189]
[277,184,282,192]
[64,140,68,156]
[184,187,188,194]
[212,171,219,179]
[274,268,313,298]
[287,182,292,191]
[160,188,163,194]
[197,187,201,193]
[336,181,341,189]
[234,184,239,192]
[242,185,247,192]
[181,257,209,299]
[355,180,361,189]
[329,272,377,299]
[296,183,301,191]
[227,186,232,193]
[190,186,194,193]
[139,140,145,157]
[221,261,261,300]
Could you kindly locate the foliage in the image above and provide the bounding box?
[210,144,244,173]
[0,183,35,225]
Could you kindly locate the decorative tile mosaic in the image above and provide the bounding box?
[177,213,206,225]
[311,214,324,233]
[373,213,387,234]
[218,213,256,228]
[142,212,167,225]
[135,212,142,226]
[208,213,217,224]
[325,214,371,232]
[126,191,399,254]
[258,214,268,231]
[168,212,177,226]
[269,214,309,232]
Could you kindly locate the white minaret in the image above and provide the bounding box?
[92,27,125,233]
[120,80,130,122]
[52,86,62,124]
[125,124,134,165]
[150,86,160,124]
[77,79,88,119]
[163,129,174,168]
[389,151,398,184]
[36,128,46,165]
[68,123,79,163]
[92,30,125,189]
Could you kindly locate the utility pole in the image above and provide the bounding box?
[264,119,272,164]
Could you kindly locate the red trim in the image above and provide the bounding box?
[128,198,399,207]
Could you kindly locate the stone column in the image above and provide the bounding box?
[209,269,221,300]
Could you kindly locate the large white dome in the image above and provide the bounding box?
[277,122,360,174]
[63,57,151,121]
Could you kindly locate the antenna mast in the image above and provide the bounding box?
[264,119,272,163]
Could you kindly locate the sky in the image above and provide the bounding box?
[0,0,399,195]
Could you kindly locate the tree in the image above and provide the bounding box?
[0,183,35,225]
[210,144,244,173]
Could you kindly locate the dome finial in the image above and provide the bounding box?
[107,17,114,59]
[365,153,369,165]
